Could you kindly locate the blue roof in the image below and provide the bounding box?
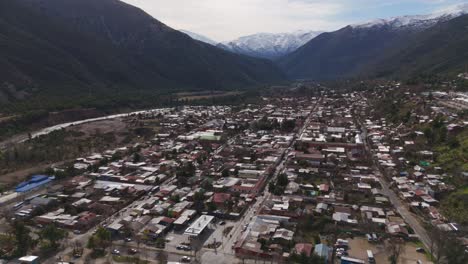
[314,244,330,260]
[15,175,54,193]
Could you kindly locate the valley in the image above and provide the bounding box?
[0,1,468,264]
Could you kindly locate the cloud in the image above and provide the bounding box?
[122,0,467,41]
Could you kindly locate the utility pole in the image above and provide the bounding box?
[214,237,217,254]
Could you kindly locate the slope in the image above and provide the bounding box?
[0,0,285,105]
[368,14,468,77]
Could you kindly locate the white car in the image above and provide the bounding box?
[181,256,191,262]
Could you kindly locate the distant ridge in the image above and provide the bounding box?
[179,30,218,45]
[219,31,323,59]
[0,0,286,105]
[278,3,468,80]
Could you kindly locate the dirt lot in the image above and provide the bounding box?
[66,118,128,140]
[345,237,432,264]
[0,118,136,185]
[177,91,243,101]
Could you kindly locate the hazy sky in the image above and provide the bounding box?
[122,0,467,41]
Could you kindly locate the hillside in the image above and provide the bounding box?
[278,7,468,80]
[368,14,468,77]
[0,0,285,107]
[277,26,413,80]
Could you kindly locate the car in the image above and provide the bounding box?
[128,248,138,254]
[112,249,120,255]
[183,245,192,251]
[177,245,192,251]
[219,221,226,225]
[416,247,426,253]
[73,230,81,235]
[181,256,191,262]
[124,237,132,242]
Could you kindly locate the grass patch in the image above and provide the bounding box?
[440,187,468,224]
[112,255,149,264]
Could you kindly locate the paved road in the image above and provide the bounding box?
[0,107,173,150]
[200,97,321,263]
[358,115,432,251]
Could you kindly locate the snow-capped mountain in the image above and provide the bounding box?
[219,30,323,59]
[179,30,217,45]
[353,3,468,30]
[278,2,468,81]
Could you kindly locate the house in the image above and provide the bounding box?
[18,256,39,264]
[212,193,232,207]
[314,244,331,263]
[294,243,313,257]
[272,228,294,242]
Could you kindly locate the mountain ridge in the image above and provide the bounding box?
[219,30,323,59]
[278,4,468,80]
[0,0,286,105]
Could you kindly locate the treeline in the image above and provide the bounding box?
[0,129,117,175]
[251,116,296,132]
[0,88,264,141]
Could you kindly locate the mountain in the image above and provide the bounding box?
[367,14,468,78]
[219,31,323,59]
[278,4,468,80]
[179,30,218,45]
[0,0,285,105]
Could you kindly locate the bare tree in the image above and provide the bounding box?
[156,251,168,264]
[386,237,405,264]
[429,227,446,263]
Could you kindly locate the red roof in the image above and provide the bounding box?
[295,243,313,257]
[213,193,232,204]
[160,217,175,224]
[414,190,425,196]
[78,211,97,222]
[319,184,330,192]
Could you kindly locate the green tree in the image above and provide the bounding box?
[277,174,289,187]
[443,235,468,264]
[39,224,66,249]
[206,202,217,212]
[13,222,32,257]
[87,227,112,254]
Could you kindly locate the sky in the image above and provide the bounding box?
[122,0,467,42]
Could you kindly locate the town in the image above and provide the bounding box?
[0,81,467,264]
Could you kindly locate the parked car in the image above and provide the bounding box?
[181,256,191,262]
[219,221,226,225]
[124,237,132,242]
[128,248,138,254]
[416,247,426,253]
[177,245,192,251]
[112,249,120,255]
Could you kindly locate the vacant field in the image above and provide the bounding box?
[346,237,432,264]
[0,115,15,123]
[177,91,243,101]
[0,117,153,186]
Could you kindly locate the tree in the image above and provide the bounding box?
[428,227,446,263]
[386,237,405,264]
[290,252,326,264]
[277,174,289,187]
[132,153,142,163]
[281,119,296,132]
[443,234,468,264]
[39,224,66,249]
[206,202,217,212]
[13,221,33,257]
[87,227,112,254]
